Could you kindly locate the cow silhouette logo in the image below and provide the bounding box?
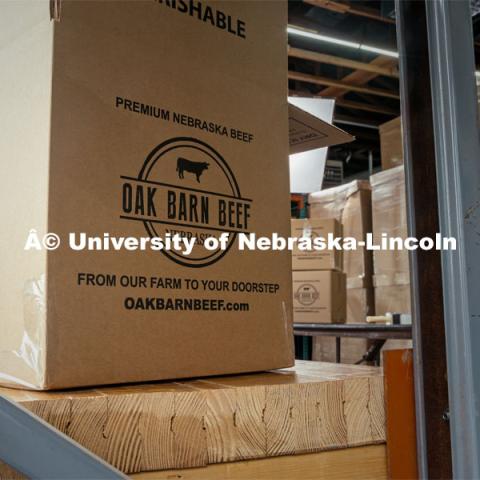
[176,157,209,182]
[294,284,319,306]
[120,137,252,268]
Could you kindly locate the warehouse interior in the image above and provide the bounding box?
[0,0,479,479]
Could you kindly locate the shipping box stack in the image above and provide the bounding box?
[371,166,411,317]
[291,218,346,325]
[308,181,374,363]
[371,166,412,352]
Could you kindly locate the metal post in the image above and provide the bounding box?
[0,396,127,479]
[395,1,452,477]
[425,1,480,478]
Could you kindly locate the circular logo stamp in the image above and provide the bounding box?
[294,283,319,306]
[121,137,251,268]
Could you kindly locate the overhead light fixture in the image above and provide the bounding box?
[287,25,399,58]
[287,25,480,80]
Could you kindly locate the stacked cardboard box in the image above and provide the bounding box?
[379,117,403,171]
[371,165,412,352]
[308,180,374,363]
[291,218,346,324]
[370,166,411,315]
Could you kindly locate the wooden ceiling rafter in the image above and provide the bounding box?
[288,46,399,78]
[288,70,399,99]
[304,0,396,25]
[320,56,398,97]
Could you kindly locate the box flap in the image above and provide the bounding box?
[288,102,354,155]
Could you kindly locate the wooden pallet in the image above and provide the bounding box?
[0,361,385,476]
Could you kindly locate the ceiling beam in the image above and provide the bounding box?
[288,70,400,99]
[288,46,399,78]
[320,56,398,97]
[335,98,398,115]
[304,0,396,25]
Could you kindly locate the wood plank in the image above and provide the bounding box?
[305,0,395,25]
[335,99,398,116]
[288,46,399,78]
[0,362,384,476]
[384,349,418,479]
[131,445,388,480]
[289,71,399,99]
[321,56,398,98]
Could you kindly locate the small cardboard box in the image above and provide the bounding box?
[292,271,346,324]
[291,218,342,271]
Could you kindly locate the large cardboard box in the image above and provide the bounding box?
[309,180,373,286]
[290,218,342,271]
[0,0,296,389]
[292,271,346,324]
[379,116,403,171]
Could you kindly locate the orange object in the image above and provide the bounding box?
[383,349,418,479]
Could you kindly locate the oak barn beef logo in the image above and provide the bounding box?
[294,284,319,306]
[120,137,252,267]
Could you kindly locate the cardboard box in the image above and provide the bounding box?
[379,116,403,171]
[311,286,373,365]
[308,180,372,287]
[346,286,375,324]
[313,337,369,364]
[0,0,302,390]
[290,218,342,271]
[374,280,411,315]
[370,166,410,284]
[292,271,346,324]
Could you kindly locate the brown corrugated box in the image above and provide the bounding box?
[292,270,346,324]
[309,180,373,286]
[379,116,403,171]
[0,0,298,390]
[290,218,342,271]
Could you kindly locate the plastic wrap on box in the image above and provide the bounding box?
[0,276,47,389]
[308,180,373,286]
[371,165,410,285]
